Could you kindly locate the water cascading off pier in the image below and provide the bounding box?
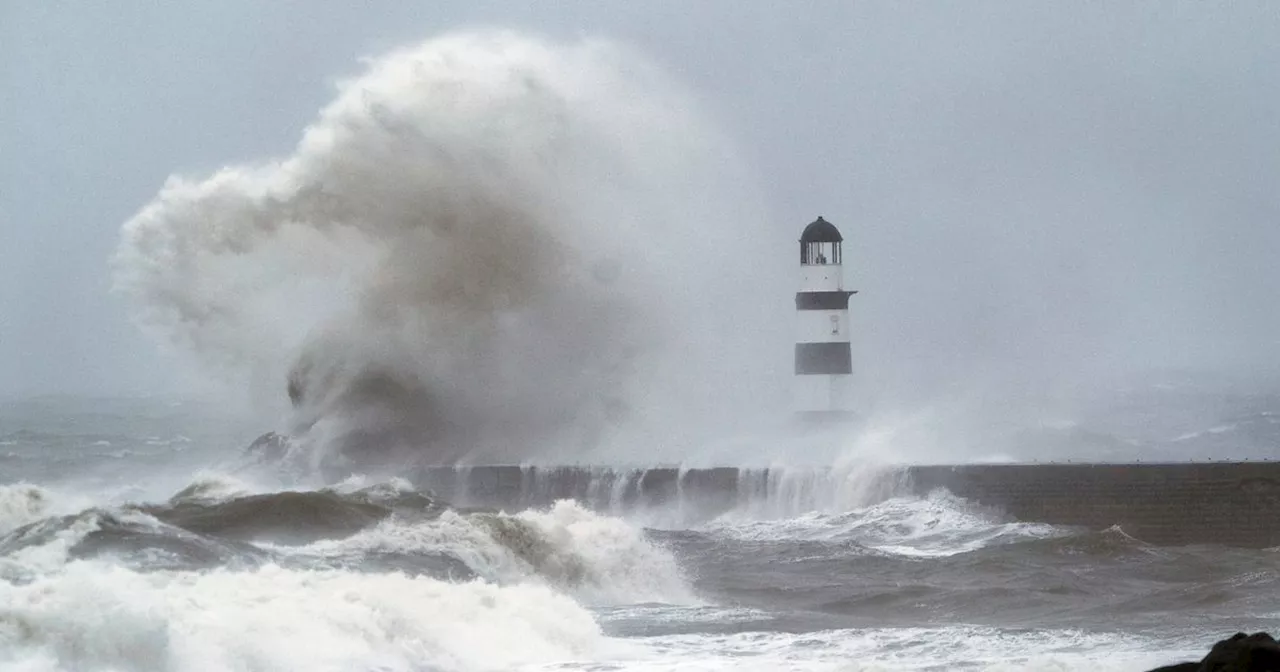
[408,462,1280,547]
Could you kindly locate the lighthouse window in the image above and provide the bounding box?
[801,241,841,266]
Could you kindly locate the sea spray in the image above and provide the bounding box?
[0,484,53,535]
[112,30,785,475]
[281,499,694,605]
[705,489,1067,557]
[0,562,614,672]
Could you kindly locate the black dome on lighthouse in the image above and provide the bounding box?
[800,216,842,243]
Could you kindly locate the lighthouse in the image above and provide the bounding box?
[794,216,856,418]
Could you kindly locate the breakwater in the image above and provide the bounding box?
[411,461,1280,547]
[910,462,1280,547]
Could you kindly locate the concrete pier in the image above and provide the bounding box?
[908,462,1280,547]
[410,461,1280,547]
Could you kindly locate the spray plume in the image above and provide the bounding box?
[113,31,787,475]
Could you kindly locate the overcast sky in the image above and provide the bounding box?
[2,1,1278,402]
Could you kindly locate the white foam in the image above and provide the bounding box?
[513,500,693,604]
[279,500,694,605]
[0,485,54,535]
[0,510,103,579]
[706,490,1064,557]
[544,626,1202,671]
[0,562,617,672]
[164,472,260,504]
[0,500,204,581]
[0,484,96,537]
[707,462,906,524]
[328,473,416,499]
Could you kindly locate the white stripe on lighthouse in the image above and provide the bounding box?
[795,309,850,344]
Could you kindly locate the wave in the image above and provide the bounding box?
[0,468,1271,670]
[0,476,693,606]
[584,624,1203,671]
[273,500,694,605]
[0,562,615,672]
[112,29,779,473]
[0,479,440,564]
[704,489,1067,558]
[0,473,691,670]
[0,508,271,581]
[0,484,55,535]
[147,478,444,546]
[1014,524,1162,559]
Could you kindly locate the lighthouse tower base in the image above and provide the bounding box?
[794,370,854,413]
[793,371,860,428]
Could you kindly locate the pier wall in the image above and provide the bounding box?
[410,462,1280,547]
[908,462,1280,547]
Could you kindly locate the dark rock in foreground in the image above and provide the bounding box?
[1148,632,1280,671]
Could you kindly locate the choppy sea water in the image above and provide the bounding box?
[2,395,1280,671]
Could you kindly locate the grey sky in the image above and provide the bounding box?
[2,1,1278,403]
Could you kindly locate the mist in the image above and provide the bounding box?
[4,3,1279,464]
[113,31,787,470]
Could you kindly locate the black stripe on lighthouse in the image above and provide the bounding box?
[795,290,856,310]
[795,342,852,375]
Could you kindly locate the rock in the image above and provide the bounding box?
[1199,633,1280,671]
[1147,632,1280,671]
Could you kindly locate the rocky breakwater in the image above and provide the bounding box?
[1148,632,1280,671]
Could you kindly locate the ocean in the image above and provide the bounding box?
[2,395,1279,671]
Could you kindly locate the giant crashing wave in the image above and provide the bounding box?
[0,477,692,605]
[112,31,783,480]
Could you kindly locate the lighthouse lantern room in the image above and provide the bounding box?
[794,216,856,417]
